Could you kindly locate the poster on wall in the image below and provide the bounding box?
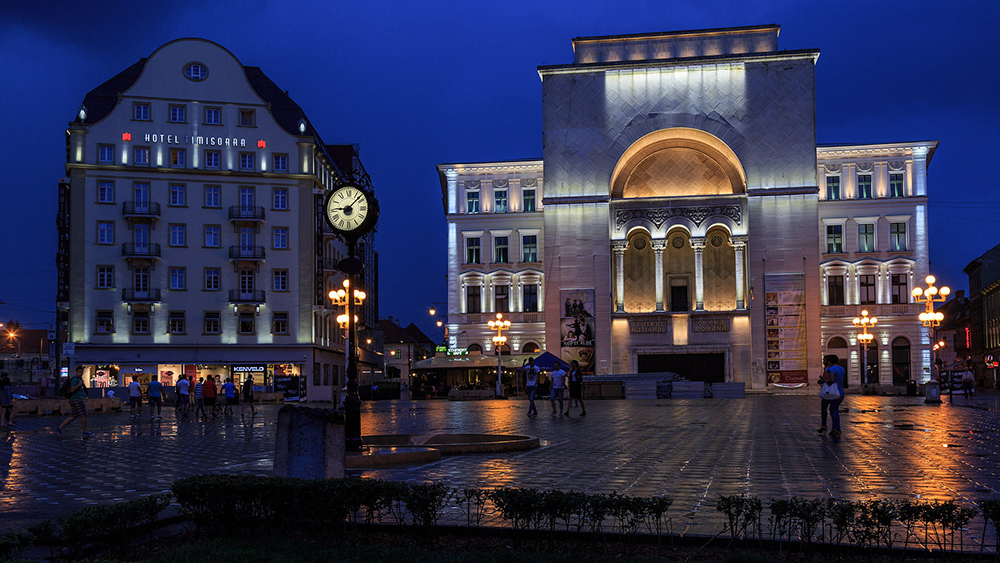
[764,274,808,387]
[560,288,595,374]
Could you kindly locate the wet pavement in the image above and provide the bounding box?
[2,393,1000,541]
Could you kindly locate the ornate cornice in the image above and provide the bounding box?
[614,205,742,232]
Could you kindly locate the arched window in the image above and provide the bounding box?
[860,341,879,385]
[827,336,849,349]
[892,337,911,386]
[467,343,483,353]
[522,342,540,354]
[495,344,511,354]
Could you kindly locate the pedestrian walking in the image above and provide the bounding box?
[550,362,568,415]
[147,374,163,418]
[221,378,237,416]
[818,354,845,438]
[962,367,974,399]
[241,376,256,418]
[566,360,586,417]
[193,378,206,419]
[57,366,91,436]
[203,376,218,419]
[523,358,540,416]
[176,376,190,415]
[0,373,14,428]
[128,375,142,419]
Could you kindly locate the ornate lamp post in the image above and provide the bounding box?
[488,313,511,397]
[913,274,950,384]
[853,309,878,387]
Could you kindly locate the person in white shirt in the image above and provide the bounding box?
[549,363,568,415]
[128,376,142,419]
[523,358,540,417]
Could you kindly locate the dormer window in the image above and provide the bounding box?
[184,63,208,81]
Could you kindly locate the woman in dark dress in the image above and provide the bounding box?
[566,360,586,417]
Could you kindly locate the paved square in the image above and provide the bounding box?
[2,394,999,542]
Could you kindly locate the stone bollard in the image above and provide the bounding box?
[924,380,942,404]
[273,405,346,479]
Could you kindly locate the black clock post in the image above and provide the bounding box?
[324,175,379,453]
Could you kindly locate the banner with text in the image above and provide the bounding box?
[560,288,595,374]
[764,274,808,387]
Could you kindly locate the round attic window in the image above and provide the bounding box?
[184,62,208,81]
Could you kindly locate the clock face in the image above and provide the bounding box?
[325,185,370,233]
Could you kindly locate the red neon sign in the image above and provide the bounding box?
[122,132,132,141]
[257,140,266,149]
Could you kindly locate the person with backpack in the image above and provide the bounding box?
[57,366,91,436]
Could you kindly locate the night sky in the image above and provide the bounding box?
[1,0,997,339]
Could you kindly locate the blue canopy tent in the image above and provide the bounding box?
[529,351,567,371]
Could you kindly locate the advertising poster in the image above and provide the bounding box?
[764,274,808,387]
[560,288,595,373]
[274,375,301,401]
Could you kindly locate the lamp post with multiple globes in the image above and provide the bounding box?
[853,309,877,387]
[913,274,950,382]
[328,278,366,450]
[488,313,511,397]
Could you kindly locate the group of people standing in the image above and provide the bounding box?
[173,375,256,419]
[521,358,586,417]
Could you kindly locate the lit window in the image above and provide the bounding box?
[467,192,479,214]
[466,237,480,264]
[96,311,114,334]
[184,63,208,81]
[97,221,115,244]
[134,147,150,165]
[205,107,220,125]
[169,268,186,290]
[826,225,843,253]
[98,145,115,164]
[522,235,537,262]
[889,173,904,198]
[204,185,220,208]
[857,224,874,253]
[170,148,186,168]
[494,190,508,213]
[133,103,150,121]
[204,311,221,334]
[204,226,220,247]
[133,312,150,334]
[239,109,255,127]
[273,269,288,291]
[170,184,187,206]
[826,176,841,200]
[272,227,288,249]
[273,154,288,172]
[169,224,186,247]
[494,236,508,263]
[857,174,872,199]
[98,181,114,203]
[205,150,220,169]
[169,105,186,123]
[168,311,186,334]
[97,266,114,289]
[523,189,536,212]
[890,222,907,251]
[204,268,221,291]
[273,188,288,210]
[272,312,289,334]
[239,153,255,170]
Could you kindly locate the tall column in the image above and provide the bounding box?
[731,235,748,310]
[652,239,667,311]
[691,237,706,311]
[612,241,627,312]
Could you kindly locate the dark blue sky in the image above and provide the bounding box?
[1,0,997,338]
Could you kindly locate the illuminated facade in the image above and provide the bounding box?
[439,26,937,389]
[61,38,379,398]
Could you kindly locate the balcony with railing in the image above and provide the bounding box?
[450,311,545,324]
[121,243,161,259]
[822,303,923,319]
[122,201,161,218]
[229,246,266,261]
[122,288,161,303]
[228,206,266,222]
[229,290,266,304]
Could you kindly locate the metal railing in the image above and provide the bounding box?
[228,290,266,303]
[122,288,161,302]
[122,201,161,216]
[229,246,266,260]
[121,243,161,258]
[228,206,266,221]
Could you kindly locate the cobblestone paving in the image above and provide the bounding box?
[2,394,1000,542]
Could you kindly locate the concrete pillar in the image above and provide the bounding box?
[731,235,748,309]
[652,239,667,311]
[612,241,627,312]
[273,405,346,479]
[691,237,706,311]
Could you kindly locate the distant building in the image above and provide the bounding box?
[60,38,378,398]
[0,329,51,383]
[964,242,1000,388]
[934,290,971,373]
[376,318,435,382]
[438,25,937,389]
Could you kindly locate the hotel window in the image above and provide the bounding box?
[98,145,115,164]
[827,275,845,306]
[826,176,841,200]
[204,185,220,208]
[97,266,115,289]
[168,311,186,334]
[204,107,221,125]
[169,105,186,123]
[272,312,289,335]
[856,174,872,199]
[273,154,288,172]
[169,224,186,247]
[859,274,876,305]
[466,286,481,314]
[495,285,509,312]
[466,237,480,264]
[891,274,908,304]
[494,236,509,263]
[97,221,115,244]
[204,311,221,334]
[98,180,115,203]
[133,268,149,294]
[96,311,114,334]
[169,184,187,206]
[205,150,220,169]
[204,268,221,291]
[239,109,256,127]
[273,269,288,291]
[170,148,186,168]
[826,225,843,253]
[522,235,537,262]
[239,270,255,295]
[890,222,907,251]
[132,312,150,334]
[134,146,150,165]
[523,284,539,312]
[494,190,508,213]
[466,191,479,214]
[272,227,288,249]
[889,173,904,198]
[272,188,288,210]
[169,267,186,290]
[858,223,875,252]
[204,225,220,248]
[523,189,536,212]
[133,103,150,121]
[239,152,255,171]
[238,312,255,334]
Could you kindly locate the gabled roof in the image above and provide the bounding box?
[403,323,435,347]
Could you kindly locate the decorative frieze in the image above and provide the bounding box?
[824,164,842,173]
[888,161,905,171]
[520,178,538,187]
[615,205,742,232]
[464,180,481,189]
[492,179,509,188]
[856,162,874,172]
